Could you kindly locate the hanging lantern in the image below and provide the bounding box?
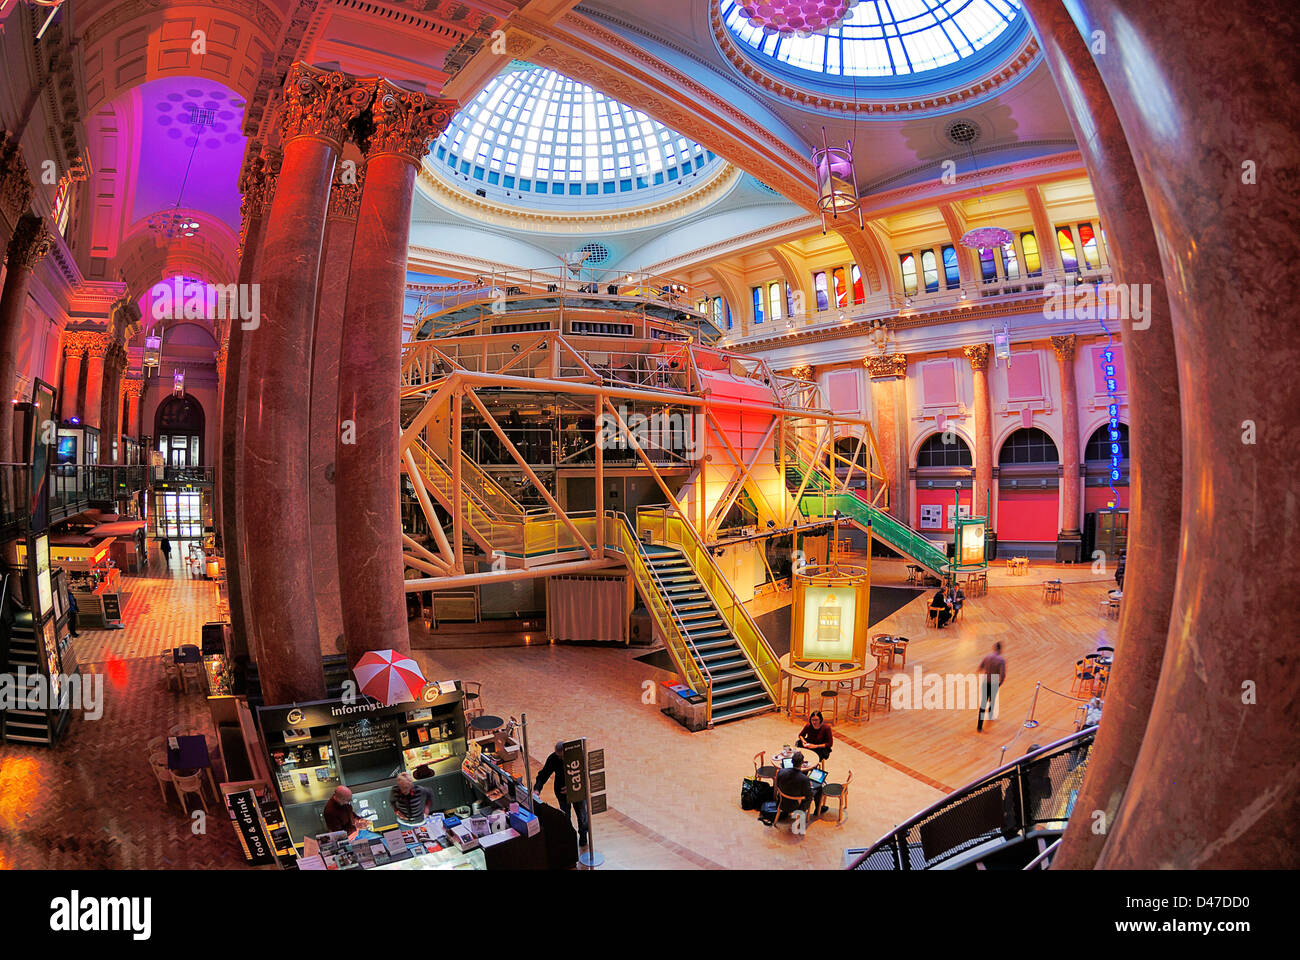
[812,128,861,232]
[143,335,162,369]
[172,368,185,396]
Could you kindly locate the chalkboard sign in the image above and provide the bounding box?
[334,717,397,757]
[102,593,123,625]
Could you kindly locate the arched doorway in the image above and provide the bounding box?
[913,431,974,536]
[1084,421,1130,512]
[997,427,1059,556]
[154,394,206,467]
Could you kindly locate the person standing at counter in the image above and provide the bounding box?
[390,772,430,824]
[533,740,589,846]
[322,786,368,835]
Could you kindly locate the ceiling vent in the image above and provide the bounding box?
[945,119,981,146]
[578,241,611,265]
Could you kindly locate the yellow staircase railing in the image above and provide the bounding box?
[634,506,781,706]
[604,512,713,722]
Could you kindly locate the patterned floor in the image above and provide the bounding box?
[0,545,1111,870]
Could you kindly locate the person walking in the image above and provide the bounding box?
[976,641,1007,732]
[158,535,172,568]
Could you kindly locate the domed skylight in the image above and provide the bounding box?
[720,0,1023,79]
[429,64,725,206]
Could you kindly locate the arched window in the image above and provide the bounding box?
[834,436,870,467]
[942,245,960,287]
[768,281,782,321]
[921,250,939,293]
[1021,231,1041,276]
[155,395,206,467]
[1056,226,1078,272]
[899,254,917,296]
[1085,422,1130,461]
[999,427,1059,465]
[917,432,973,468]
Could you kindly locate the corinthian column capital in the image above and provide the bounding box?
[5,213,53,271]
[865,353,908,379]
[1050,333,1077,362]
[364,82,457,165]
[279,64,375,149]
[0,132,34,231]
[963,343,992,371]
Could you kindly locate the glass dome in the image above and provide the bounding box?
[429,63,726,207]
[720,0,1023,79]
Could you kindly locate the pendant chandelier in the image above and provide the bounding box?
[737,0,859,37]
[952,120,1014,253]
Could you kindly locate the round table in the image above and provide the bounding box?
[770,746,819,772]
[470,714,504,735]
[777,653,877,716]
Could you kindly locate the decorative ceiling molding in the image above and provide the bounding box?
[415,160,743,233]
[639,213,819,274]
[708,1,1042,117]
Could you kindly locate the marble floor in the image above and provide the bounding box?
[0,545,1116,869]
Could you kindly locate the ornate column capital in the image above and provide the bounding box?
[82,331,112,360]
[279,64,375,149]
[1050,333,1077,362]
[963,343,992,371]
[327,163,367,221]
[5,213,53,271]
[865,353,908,379]
[0,132,35,230]
[62,330,97,356]
[363,82,457,166]
[122,377,144,401]
[790,363,814,380]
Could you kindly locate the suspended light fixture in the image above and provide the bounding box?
[951,119,1014,253]
[960,225,1014,250]
[813,127,862,233]
[738,0,859,37]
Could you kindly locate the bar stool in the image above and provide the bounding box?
[848,686,872,721]
[818,689,839,724]
[868,673,893,716]
[891,637,910,670]
[788,685,811,718]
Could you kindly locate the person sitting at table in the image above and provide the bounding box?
[322,786,368,835]
[946,582,965,619]
[774,751,823,820]
[796,711,834,762]
[390,772,430,824]
[930,588,953,628]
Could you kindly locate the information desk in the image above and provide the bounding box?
[258,687,471,849]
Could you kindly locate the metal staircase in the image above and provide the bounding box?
[642,545,773,723]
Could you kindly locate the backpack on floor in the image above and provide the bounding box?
[758,800,780,826]
[741,776,772,811]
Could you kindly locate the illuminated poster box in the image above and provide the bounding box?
[953,516,988,571]
[791,564,870,664]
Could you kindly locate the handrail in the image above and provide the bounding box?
[604,511,714,723]
[410,436,524,521]
[635,505,781,705]
[846,727,1096,870]
[798,490,952,577]
[1023,837,1062,871]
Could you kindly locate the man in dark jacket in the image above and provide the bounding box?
[533,740,589,845]
[775,752,823,820]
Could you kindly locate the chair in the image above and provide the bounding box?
[892,638,910,670]
[848,686,872,721]
[818,689,839,724]
[179,660,204,693]
[870,641,895,670]
[752,752,777,788]
[149,755,177,807]
[172,771,208,814]
[821,770,853,824]
[148,736,167,756]
[836,664,858,695]
[774,785,812,831]
[168,723,201,739]
[788,684,811,718]
[868,672,893,716]
[462,681,484,723]
[160,654,181,692]
[926,605,940,628]
[1070,660,1096,698]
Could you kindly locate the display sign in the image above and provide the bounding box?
[227,789,277,866]
[919,504,942,530]
[34,534,52,618]
[589,793,608,815]
[955,519,987,568]
[562,739,587,804]
[587,749,605,772]
[791,565,871,665]
[101,592,123,628]
[29,379,55,532]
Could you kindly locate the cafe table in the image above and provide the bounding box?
[776,653,877,715]
[172,644,201,664]
[769,746,819,772]
[166,734,219,797]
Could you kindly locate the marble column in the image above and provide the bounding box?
[1025,185,1061,274]
[0,214,53,464]
[335,83,454,665]
[238,65,372,705]
[99,343,125,463]
[82,333,109,440]
[1020,0,1184,872]
[865,354,908,520]
[122,377,143,439]
[221,153,276,661]
[309,166,364,658]
[963,344,993,519]
[1051,334,1082,557]
[1046,0,1299,868]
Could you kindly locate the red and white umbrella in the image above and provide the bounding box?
[353,650,426,706]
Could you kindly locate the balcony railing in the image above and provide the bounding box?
[716,266,1115,348]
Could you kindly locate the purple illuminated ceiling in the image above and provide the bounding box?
[128,77,247,230]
